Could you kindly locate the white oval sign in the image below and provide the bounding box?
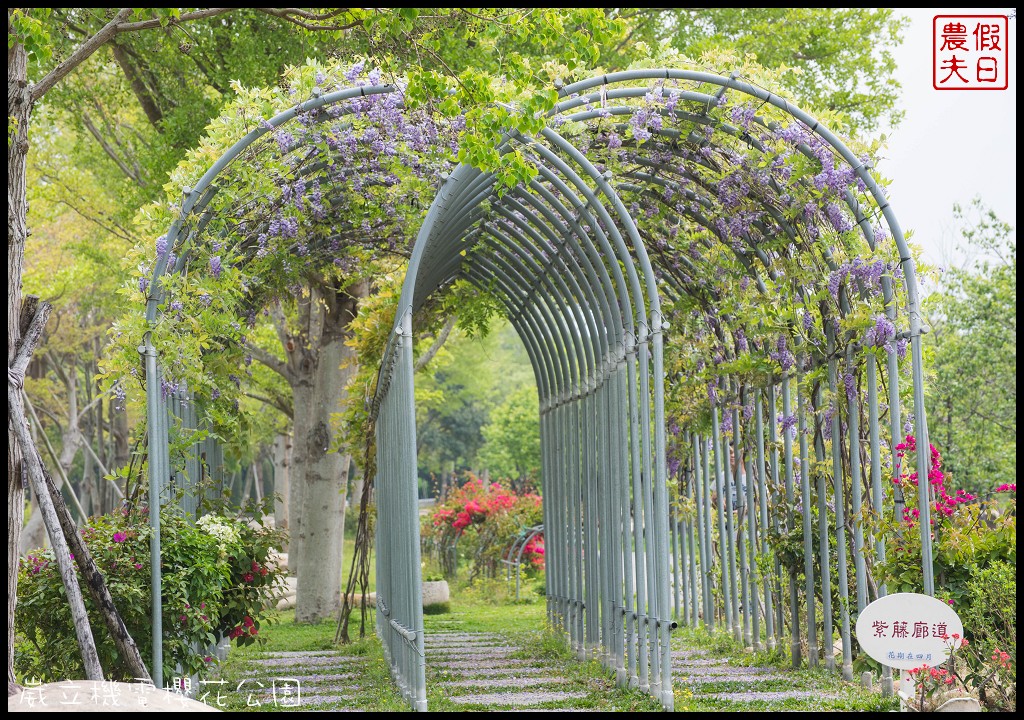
[855,592,964,670]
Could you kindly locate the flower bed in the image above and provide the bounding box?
[424,476,543,579]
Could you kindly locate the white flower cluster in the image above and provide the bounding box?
[197,514,241,551]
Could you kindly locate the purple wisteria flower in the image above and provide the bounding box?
[896,338,908,360]
[844,372,857,403]
[160,378,179,401]
[827,264,849,301]
[720,413,733,434]
[779,413,798,439]
[869,314,896,347]
[769,335,795,371]
[113,385,127,412]
[823,405,836,441]
[667,454,682,477]
[802,308,814,333]
[735,328,748,353]
[209,256,222,280]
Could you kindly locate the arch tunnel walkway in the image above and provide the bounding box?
[215,611,893,711]
[143,67,935,712]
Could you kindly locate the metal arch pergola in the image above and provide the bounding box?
[142,67,936,712]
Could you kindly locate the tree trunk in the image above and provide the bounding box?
[294,282,363,623]
[288,383,312,571]
[111,402,129,468]
[294,330,355,622]
[273,433,291,533]
[110,401,130,509]
[8,35,30,689]
[9,302,103,681]
[20,502,46,553]
[10,394,103,680]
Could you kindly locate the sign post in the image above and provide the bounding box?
[855,592,969,712]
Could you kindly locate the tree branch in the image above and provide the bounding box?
[254,8,361,32]
[43,460,149,681]
[110,41,163,128]
[37,172,134,241]
[414,315,457,372]
[22,390,87,519]
[8,301,103,680]
[243,340,292,382]
[111,8,235,33]
[81,111,146,185]
[11,304,52,386]
[244,391,293,419]
[78,383,114,419]
[31,8,132,102]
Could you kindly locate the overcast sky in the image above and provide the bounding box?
[876,7,1016,274]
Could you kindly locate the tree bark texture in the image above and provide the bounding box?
[288,383,312,570]
[294,281,364,623]
[273,433,291,534]
[9,302,103,681]
[8,35,30,689]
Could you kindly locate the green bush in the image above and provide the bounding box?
[877,437,1016,710]
[961,560,1016,710]
[16,508,285,682]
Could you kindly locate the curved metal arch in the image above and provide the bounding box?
[552,76,934,638]
[374,116,679,705]
[138,66,935,708]
[371,69,933,706]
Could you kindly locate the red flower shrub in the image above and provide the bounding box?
[424,474,544,578]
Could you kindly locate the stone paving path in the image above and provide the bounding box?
[426,632,590,710]
[230,628,867,711]
[672,643,843,710]
[245,650,367,710]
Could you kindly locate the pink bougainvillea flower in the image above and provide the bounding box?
[112,531,128,543]
[452,510,472,531]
